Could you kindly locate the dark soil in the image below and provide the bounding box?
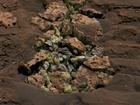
[0,0,140,105]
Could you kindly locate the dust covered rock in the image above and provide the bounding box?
[66,37,86,52]
[0,0,18,10]
[61,19,73,36]
[0,11,16,27]
[71,14,103,42]
[39,1,68,22]
[42,0,63,7]
[84,56,111,71]
[68,0,85,5]
[67,0,86,11]
[25,74,45,87]
[18,52,47,75]
[97,72,113,85]
[48,71,70,92]
[39,69,72,93]
[72,66,100,92]
[31,16,52,31]
[80,6,103,18]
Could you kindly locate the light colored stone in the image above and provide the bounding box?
[39,1,68,21]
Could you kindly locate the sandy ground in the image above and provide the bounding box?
[0,0,140,105]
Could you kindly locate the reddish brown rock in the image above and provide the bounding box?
[31,16,63,31]
[48,71,65,92]
[25,74,45,87]
[71,14,103,42]
[72,66,100,91]
[61,19,73,36]
[43,0,63,6]
[0,11,16,27]
[102,76,113,85]
[31,16,52,31]
[39,1,68,22]
[97,72,113,85]
[18,52,47,75]
[119,9,140,20]
[84,56,111,71]
[43,30,55,39]
[68,0,85,5]
[66,37,86,52]
[80,6,103,18]
[24,52,47,67]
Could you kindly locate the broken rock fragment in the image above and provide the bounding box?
[84,56,111,71]
[61,19,73,36]
[72,66,100,92]
[31,16,52,31]
[68,0,85,5]
[18,52,47,75]
[71,14,103,42]
[0,11,16,27]
[66,37,86,52]
[80,6,103,18]
[25,74,45,87]
[67,0,86,11]
[97,72,113,85]
[91,47,104,56]
[43,0,63,6]
[39,1,68,22]
[48,71,71,92]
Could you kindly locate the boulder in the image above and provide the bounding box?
[71,14,103,42]
[39,1,68,22]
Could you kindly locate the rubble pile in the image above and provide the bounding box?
[18,1,115,93]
